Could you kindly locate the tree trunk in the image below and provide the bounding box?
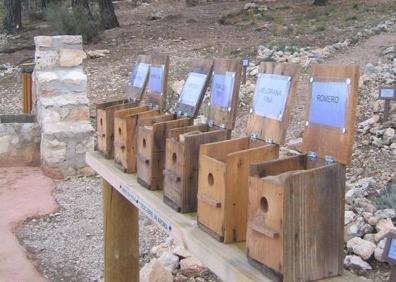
[313,0,328,5]
[3,0,22,33]
[72,0,93,19]
[98,0,119,29]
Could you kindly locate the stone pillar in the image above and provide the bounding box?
[32,35,94,179]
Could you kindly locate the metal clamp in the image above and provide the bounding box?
[250,133,257,142]
[220,123,226,129]
[265,138,274,144]
[307,151,317,160]
[325,155,336,165]
[208,120,214,128]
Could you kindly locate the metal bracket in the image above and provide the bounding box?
[176,110,182,117]
[220,123,226,129]
[208,120,214,128]
[250,133,257,142]
[265,138,274,144]
[307,151,317,161]
[325,155,336,165]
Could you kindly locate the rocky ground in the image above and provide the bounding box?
[0,0,395,281]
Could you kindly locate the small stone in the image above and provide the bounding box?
[140,259,173,282]
[171,80,185,95]
[374,239,386,262]
[180,257,208,278]
[374,218,396,242]
[368,216,379,226]
[345,211,356,225]
[158,251,179,271]
[375,209,396,220]
[364,63,377,75]
[363,233,376,243]
[344,255,372,274]
[346,237,376,260]
[173,245,192,259]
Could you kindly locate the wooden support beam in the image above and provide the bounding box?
[103,180,139,282]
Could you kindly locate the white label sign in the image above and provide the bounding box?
[148,66,164,94]
[308,80,349,129]
[119,184,172,232]
[389,239,396,260]
[180,72,207,107]
[129,63,150,89]
[253,73,291,120]
[380,88,395,98]
[210,72,235,108]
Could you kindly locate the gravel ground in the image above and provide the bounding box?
[16,176,168,282]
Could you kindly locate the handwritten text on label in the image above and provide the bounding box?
[180,72,208,107]
[149,66,164,94]
[210,72,235,108]
[253,73,291,120]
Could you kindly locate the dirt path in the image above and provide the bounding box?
[0,167,57,282]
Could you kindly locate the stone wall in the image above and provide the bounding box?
[0,115,40,166]
[32,35,94,179]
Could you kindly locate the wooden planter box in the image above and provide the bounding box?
[114,107,161,173]
[113,54,169,172]
[163,125,231,212]
[96,55,151,159]
[246,64,360,281]
[96,99,139,159]
[196,63,300,243]
[137,58,214,190]
[163,59,242,212]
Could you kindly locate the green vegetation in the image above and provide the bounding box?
[374,182,396,210]
[45,3,101,43]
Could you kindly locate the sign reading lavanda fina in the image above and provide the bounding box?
[129,63,150,89]
[210,72,235,108]
[148,66,164,94]
[179,72,208,107]
[253,73,291,120]
[308,79,349,129]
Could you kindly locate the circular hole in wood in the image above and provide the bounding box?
[118,127,122,135]
[208,173,214,186]
[143,138,146,148]
[172,153,177,164]
[260,197,269,213]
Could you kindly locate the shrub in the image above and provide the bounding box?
[45,3,101,43]
[374,182,396,210]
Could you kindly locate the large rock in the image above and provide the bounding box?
[375,209,396,220]
[344,255,372,275]
[346,237,376,260]
[140,259,173,282]
[180,257,207,277]
[345,178,376,204]
[0,118,41,166]
[374,218,396,242]
[41,121,94,179]
[345,211,356,225]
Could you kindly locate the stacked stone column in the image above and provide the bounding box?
[32,35,94,178]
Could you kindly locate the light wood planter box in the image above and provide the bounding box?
[137,58,214,190]
[197,63,300,243]
[114,107,161,173]
[163,59,242,212]
[163,125,231,213]
[246,64,360,281]
[96,99,139,159]
[96,55,152,159]
[113,54,169,172]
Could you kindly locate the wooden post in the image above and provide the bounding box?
[384,100,390,121]
[103,180,139,282]
[378,86,395,122]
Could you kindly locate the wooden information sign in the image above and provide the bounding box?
[96,55,152,159]
[113,54,169,172]
[379,86,395,121]
[246,64,359,282]
[136,58,214,191]
[381,230,396,282]
[196,63,300,243]
[162,58,242,213]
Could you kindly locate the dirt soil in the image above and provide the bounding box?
[0,0,395,281]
